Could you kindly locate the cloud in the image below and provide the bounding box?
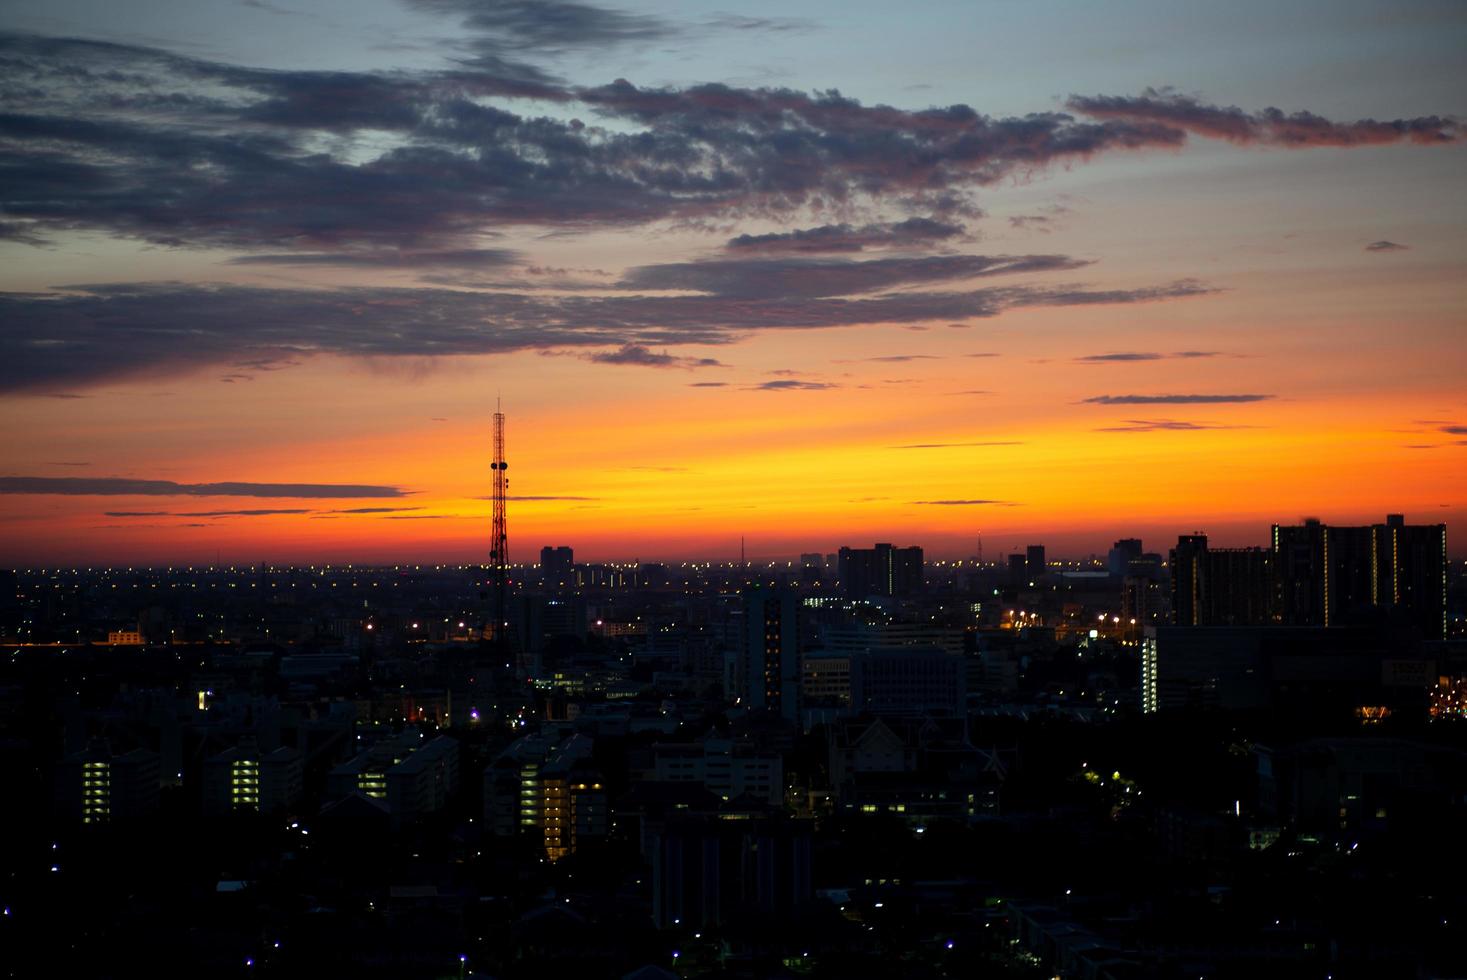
[911,499,1017,506]
[1442,425,1467,435]
[688,381,728,387]
[47,461,91,466]
[582,344,724,368]
[227,248,520,268]
[1068,88,1460,146]
[0,32,1455,264]
[835,354,944,364]
[1095,419,1257,432]
[103,508,313,517]
[1365,240,1410,252]
[725,217,966,254]
[891,441,1022,449]
[752,380,837,391]
[617,253,1090,299]
[0,278,1214,392]
[327,506,424,514]
[0,476,407,497]
[1081,393,1272,405]
[1077,350,1224,362]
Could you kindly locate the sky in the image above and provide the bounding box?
[0,0,1464,566]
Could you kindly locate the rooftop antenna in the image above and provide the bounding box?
[490,400,509,664]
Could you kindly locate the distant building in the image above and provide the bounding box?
[1169,534,1278,626]
[537,735,606,860]
[1141,625,1429,715]
[107,629,145,646]
[1274,515,1447,639]
[327,731,458,827]
[651,732,784,806]
[838,543,923,598]
[650,815,813,929]
[540,546,574,586]
[741,585,800,723]
[1108,538,1144,577]
[1026,545,1047,578]
[56,741,159,825]
[484,732,604,859]
[202,738,303,816]
[849,646,966,716]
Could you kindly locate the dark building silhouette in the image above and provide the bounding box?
[651,815,813,929]
[741,585,800,723]
[1274,515,1447,638]
[1170,534,1278,626]
[838,543,923,598]
[1026,544,1047,577]
[540,545,574,586]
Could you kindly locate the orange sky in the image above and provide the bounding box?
[0,7,1463,565]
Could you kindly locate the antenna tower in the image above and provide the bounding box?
[490,405,509,659]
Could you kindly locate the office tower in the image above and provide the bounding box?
[540,545,574,586]
[1026,544,1046,578]
[1108,538,1144,577]
[838,543,924,598]
[1273,515,1447,638]
[741,584,800,723]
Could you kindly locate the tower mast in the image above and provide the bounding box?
[490,404,509,663]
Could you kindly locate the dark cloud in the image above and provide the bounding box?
[835,354,944,363]
[725,217,966,254]
[404,0,675,57]
[1082,393,1273,405]
[1068,88,1460,146]
[0,36,1454,263]
[616,253,1090,299]
[164,508,311,517]
[910,499,1016,506]
[0,476,407,497]
[1076,350,1224,363]
[1095,419,1257,433]
[891,441,1022,449]
[327,506,424,514]
[0,278,1213,392]
[1442,425,1467,435]
[752,380,837,391]
[47,461,91,466]
[582,344,724,368]
[0,35,1206,254]
[1365,240,1410,252]
[688,381,729,387]
[228,248,520,268]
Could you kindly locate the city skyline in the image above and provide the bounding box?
[2,0,1464,565]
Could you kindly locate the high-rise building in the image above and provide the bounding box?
[1026,545,1047,578]
[1273,515,1447,638]
[741,584,800,723]
[651,815,813,929]
[540,545,574,586]
[1170,534,1278,627]
[838,543,924,598]
[1108,538,1144,577]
